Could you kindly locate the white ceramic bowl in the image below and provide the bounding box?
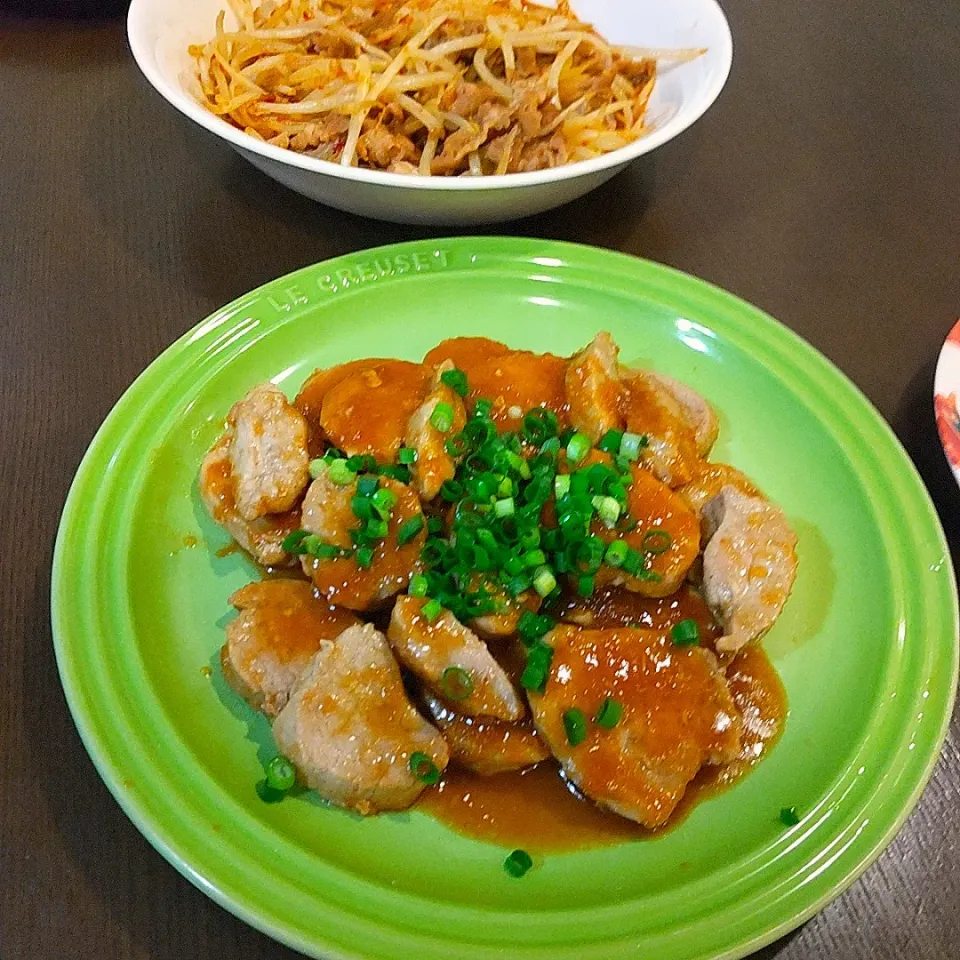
[127,0,733,225]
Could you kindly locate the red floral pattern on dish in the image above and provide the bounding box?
[948,321,960,347]
[935,391,960,469]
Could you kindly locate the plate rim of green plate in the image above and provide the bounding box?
[51,237,959,960]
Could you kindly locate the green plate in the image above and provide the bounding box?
[52,238,958,960]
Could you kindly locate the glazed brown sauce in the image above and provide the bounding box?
[426,338,570,431]
[418,643,786,851]
[318,359,432,462]
[598,465,700,594]
[556,582,720,640]
[619,372,700,485]
[231,580,360,660]
[303,476,425,611]
[203,450,236,523]
[202,442,300,552]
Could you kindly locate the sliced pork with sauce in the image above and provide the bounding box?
[565,332,623,441]
[221,580,359,717]
[422,693,550,775]
[700,486,799,655]
[529,625,742,828]
[318,359,432,462]
[677,462,763,521]
[555,582,720,644]
[199,435,300,567]
[294,358,390,456]
[272,623,449,814]
[470,587,541,639]
[405,361,468,500]
[205,330,799,828]
[300,472,425,610]
[226,383,311,521]
[643,372,719,457]
[593,464,701,598]
[430,338,570,431]
[619,370,701,488]
[387,595,524,721]
[423,336,511,372]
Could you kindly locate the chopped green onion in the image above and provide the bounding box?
[409,573,429,597]
[578,574,595,597]
[780,806,801,827]
[430,401,455,433]
[518,527,540,550]
[562,708,587,746]
[356,474,379,498]
[371,487,399,516]
[558,510,587,542]
[355,546,375,569]
[445,434,470,458]
[594,698,623,729]
[517,610,554,644]
[494,496,515,518]
[377,464,411,483]
[314,543,344,560]
[597,429,624,454]
[642,529,672,554]
[440,479,465,501]
[345,454,377,473]
[366,518,389,539]
[441,666,474,701]
[575,536,606,574]
[670,619,700,646]
[409,752,441,785]
[619,431,647,461]
[622,548,643,576]
[497,476,513,498]
[566,432,591,464]
[592,494,621,527]
[351,496,375,522]
[397,514,424,546]
[635,568,663,583]
[328,459,356,486]
[584,462,615,493]
[421,539,451,567]
[522,549,547,568]
[427,516,445,536]
[523,474,552,508]
[532,565,557,597]
[507,451,532,479]
[522,407,559,444]
[422,598,444,622]
[308,458,327,480]
[604,540,629,568]
[554,474,571,499]
[440,367,469,397]
[281,529,309,553]
[474,398,493,418]
[398,446,417,464]
[265,756,296,792]
[300,534,322,556]
[540,436,561,457]
[521,641,553,692]
[506,573,532,597]
[503,849,533,878]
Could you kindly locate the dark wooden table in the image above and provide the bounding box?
[2,2,958,958]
